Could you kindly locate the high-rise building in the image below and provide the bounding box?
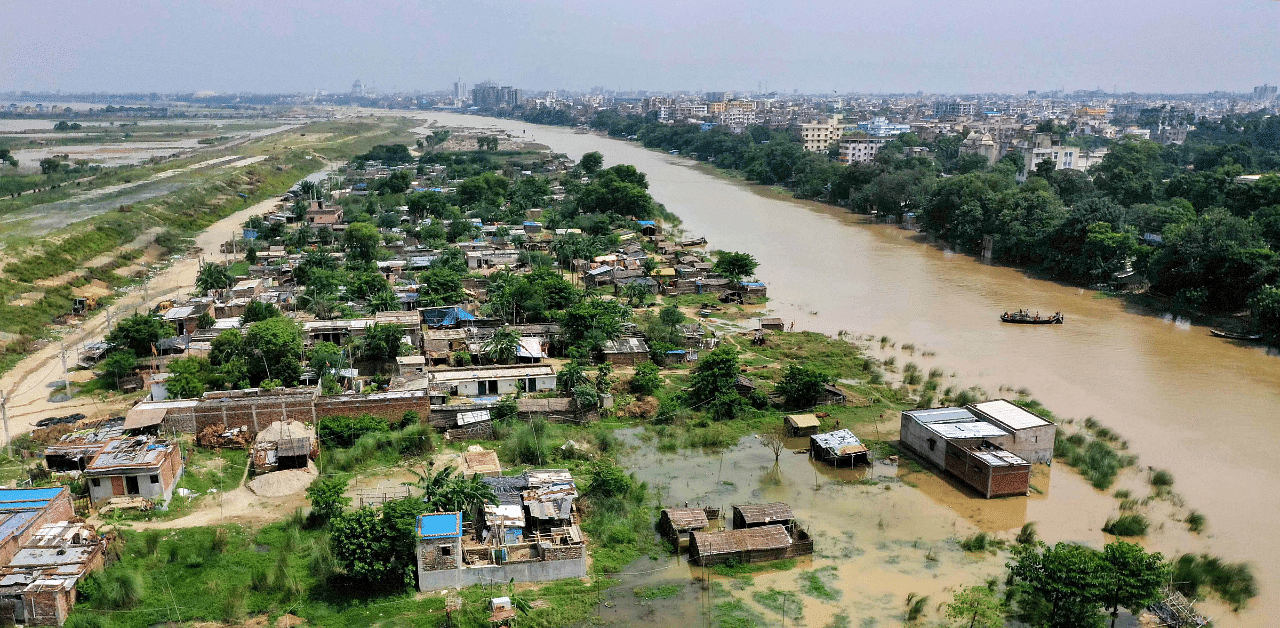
[471,81,522,108]
[453,80,467,101]
[351,80,364,97]
[1254,84,1277,101]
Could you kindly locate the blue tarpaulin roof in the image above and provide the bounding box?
[420,306,476,327]
[0,488,62,509]
[418,512,462,539]
[636,220,656,226]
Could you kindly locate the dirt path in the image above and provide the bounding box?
[0,188,310,441]
[95,483,311,531]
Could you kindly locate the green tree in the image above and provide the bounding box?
[1100,541,1169,628]
[406,190,448,221]
[1009,542,1108,628]
[687,346,746,421]
[580,151,604,174]
[99,350,137,389]
[39,157,64,175]
[775,364,832,409]
[343,222,382,264]
[195,311,216,330]
[1250,285,1280,340]
[560,298,631,354]
[330,507,405,587]
[713,251,759,285]
[458,172,509,207]
[242,317,303,386]
[195,262,233,294]
[0,148,17,168]
[240,300,282,325]
[945,586,1004,628]
[630,362,662,396]
[407,466,498,514]
[584,460,631,499]
[305,475,349,526]
[418,268,467,307]
[166,356,211,399]
[1090,138,1165,206]
[572,167,655,219]
[622,281,651,306]
[357,323,404,367]
[106,314,174,358]
[483,327,520,365]
[308,341,347,380]
[209,329,243,366]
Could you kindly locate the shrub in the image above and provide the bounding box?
[1186,511,1207,533]
[1150,469,1175,488]
[1173,553,1258,611]
[629,362,663,396]
[1103,513,1149,537]
[959,533,989,552]
[1016,522,1038,545]
[317,413,389,448]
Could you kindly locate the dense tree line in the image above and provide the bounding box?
[577,109,1280,336]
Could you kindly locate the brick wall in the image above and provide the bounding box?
[540,543,584,561]
[180,393,431,436]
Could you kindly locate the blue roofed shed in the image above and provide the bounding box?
[417,512,464,575]
[420,306,477,328]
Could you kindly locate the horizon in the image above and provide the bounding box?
[3,0,1276,96]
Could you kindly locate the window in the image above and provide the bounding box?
[440,545,452,556]
[1031,435,1038,444]
[926,438,937,451]
[90,478,100,488]
[150,474,160,484]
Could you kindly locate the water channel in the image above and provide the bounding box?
[407,111,1279,626]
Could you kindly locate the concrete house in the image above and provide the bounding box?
[967,400,1056,464]
[83,437,183,507]
[0,489,75,567]
[0,522,105,627]
[426,364,557,397]
[899,407,1012,470]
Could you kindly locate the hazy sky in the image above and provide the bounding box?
[3,0,1277,95]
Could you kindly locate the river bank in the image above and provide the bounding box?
[376,108,1276,626]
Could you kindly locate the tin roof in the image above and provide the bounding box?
[811,429,868,456]
[692,524,791,555]
[733,502,794,526]
[927,420,1009,440]
[969,400,1052,430]
[84,437,176,474]
[902,407,976,424]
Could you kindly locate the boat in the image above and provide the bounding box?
[1000,310,1063,325]
[1209,329,1262,341]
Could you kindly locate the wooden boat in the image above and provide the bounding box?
[1209,329,1262,341]
[1000,310,1063,325]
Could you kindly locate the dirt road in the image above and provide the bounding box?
[0,191,302,443]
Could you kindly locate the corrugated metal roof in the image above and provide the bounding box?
[970,400,1052,430]
[903,407,976,424]
[928,420,1009,440]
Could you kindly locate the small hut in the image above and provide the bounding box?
[785,414,821,437]
[464,448,502,477]
[658,508,710,550]
[688,525,791,566]
[760,317,784,331]
[732,502,794,530]
[809,429,870,467]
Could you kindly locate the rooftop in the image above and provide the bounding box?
[84,437,176,474]
[969,400,1053,430]
[786,414,820,429]
[693,524,791,555]
[927,420,1009,440]
[418,512,463,539]
[811,429,868,456]
[733,502,794,525]
[902,407,976,424]
[661,508,710,530]
[428,364,555,383]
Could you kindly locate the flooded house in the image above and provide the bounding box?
[966,400,1056,464]
[689,502,813,566]
[900,407,1035,498]
[944,440,1032,498]
[784,414,821,437]
[0,521,105,627]
[760,317,784,331]
[83,437,183,507]
[809,429,870,467]
[657,507,710,550]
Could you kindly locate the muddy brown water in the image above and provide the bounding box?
[383,110,1275,625]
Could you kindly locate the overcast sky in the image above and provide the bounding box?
[2,0,1277,95]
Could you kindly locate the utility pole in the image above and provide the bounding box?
[1,392,10,458]
[61,344,71,401]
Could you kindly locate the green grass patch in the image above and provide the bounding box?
[1103,513,1149,537]
[634,584,682,600]
[799,565,841,601]
[710,557,797,577]
[1173,553,1258,611]
[753,588,804,621]
[714,599,765,628]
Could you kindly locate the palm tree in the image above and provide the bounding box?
[196,262,233,295]
[405,465,497,516]
[483,327,521,365]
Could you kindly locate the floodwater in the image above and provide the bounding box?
[403,111,1277,626]
[602,432,1156,628]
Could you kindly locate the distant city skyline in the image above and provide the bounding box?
[3,0,1277,96]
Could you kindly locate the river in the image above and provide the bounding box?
[405,111,1277,624]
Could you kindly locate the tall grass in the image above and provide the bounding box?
[323,423,435,472]
[1055,436,1134,490]
[1173,554,1258,611]
[1103,513,1149,537]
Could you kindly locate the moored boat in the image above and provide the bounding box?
[1000,310,1063,325]
[1209,329,1262,341]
